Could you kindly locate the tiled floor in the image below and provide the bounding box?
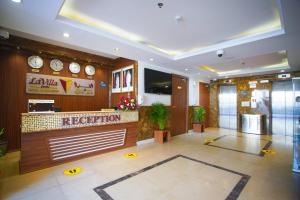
[0,128,300,200]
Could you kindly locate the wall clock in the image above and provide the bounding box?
[50,59,64,72]
[85,65,95,76]
[69,62,80,74]
[28,55,43,69]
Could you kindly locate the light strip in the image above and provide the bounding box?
[200,65,217,73]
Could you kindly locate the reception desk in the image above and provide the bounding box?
[20,110,139,173]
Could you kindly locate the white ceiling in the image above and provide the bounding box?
[0,0,300,82]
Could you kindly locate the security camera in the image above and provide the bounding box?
[217,49,224,57]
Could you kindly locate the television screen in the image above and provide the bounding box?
[144,68,172,95]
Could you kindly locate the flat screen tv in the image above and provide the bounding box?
[144,68,172,95]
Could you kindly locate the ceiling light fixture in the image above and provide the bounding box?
[113,47,119,52]
[175,15,183,22]
[63,32,70,38]
[185,68,189,71]
[280,69,285,72]
[11,0,22,3]
[200,65,217,73]
[149,58,154,62]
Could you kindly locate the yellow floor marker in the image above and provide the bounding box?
[124,152,137,158]
[261,149,276,155]
[63,167,81,176]
[204,138,214,143]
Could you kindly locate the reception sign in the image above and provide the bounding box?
[26,73,95,96]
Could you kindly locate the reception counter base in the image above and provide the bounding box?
[20,122,138,173]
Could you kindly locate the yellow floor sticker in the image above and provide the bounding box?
[124,153,137,158]
[63,167,81,176]
[204,138,214,143]
[261,149,276,155]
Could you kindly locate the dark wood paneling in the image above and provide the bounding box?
[20,122,138,173]
[0,35,115,68]
[110,58,138,107]
[171,75,188,136]
[199,82,210,127]
[0,37,115,151]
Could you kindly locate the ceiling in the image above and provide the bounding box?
[0,0,300,82]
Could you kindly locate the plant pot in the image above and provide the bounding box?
[154,130,171,144]
[0,140,8,157]
[193,123,205,133]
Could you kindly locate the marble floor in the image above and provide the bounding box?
[0,128,299,200]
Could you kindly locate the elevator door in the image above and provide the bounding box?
[219,85,237,129]
[272,80,293,136]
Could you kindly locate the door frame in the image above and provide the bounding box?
[171,74,189,135]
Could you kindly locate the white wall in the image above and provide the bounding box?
[189,77,200,106]
[138,61,202,106]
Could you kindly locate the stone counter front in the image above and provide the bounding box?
[21,111,139,133]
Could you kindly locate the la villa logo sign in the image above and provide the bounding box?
[26,73,95,96]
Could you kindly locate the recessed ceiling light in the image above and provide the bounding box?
[149,58,154,62]
[63,32,70,38]
[185,68,189,71]
[175,15,183,22]
[11,0,22,3]
[113,47,119,52]
[225,76,229,79]
[280,69,285,72]
[213,78,217,81]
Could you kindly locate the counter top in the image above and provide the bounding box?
[22,110,134,116]
[21,110,139,133]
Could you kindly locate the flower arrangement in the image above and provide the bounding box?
[118,96,137,111]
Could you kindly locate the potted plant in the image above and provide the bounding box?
[148,103,170,144]
[0,128,8,157]
[193,107,206,132]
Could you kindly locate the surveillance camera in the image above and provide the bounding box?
[217,49,224,57]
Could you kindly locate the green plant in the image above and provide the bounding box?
[194,107,205,123]
[148,103,168,130]
[0,128,4,137]
[0,128,6,157]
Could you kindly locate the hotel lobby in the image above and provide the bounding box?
[0,0,300,199]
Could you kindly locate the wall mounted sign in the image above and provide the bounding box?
[260,80,269,84]
[62,114,121,126]
[26,73,95,96]
[249,83,256,88]
[100,81,107,88]
[240,90,248,96]
[241,101,250,107]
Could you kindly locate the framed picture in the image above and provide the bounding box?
[122,65,134,92]
[112,69,122,93]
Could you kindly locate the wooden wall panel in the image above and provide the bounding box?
[21,122,138,173]
[0,37,115,151]
[110,58,138,107]
[199,82,210,127]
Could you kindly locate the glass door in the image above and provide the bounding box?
[272,80,293,136]
[219,85,237,129]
